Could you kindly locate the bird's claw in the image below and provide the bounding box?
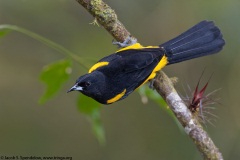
[149,79,155,90]
[112,36,137,48]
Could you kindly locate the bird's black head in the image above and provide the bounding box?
[67,72,106,103]
[67,74,91,93]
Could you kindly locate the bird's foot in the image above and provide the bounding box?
[112,36,137,48]
[149,79,156,90]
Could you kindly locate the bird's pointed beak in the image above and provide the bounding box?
[67,84,83,93]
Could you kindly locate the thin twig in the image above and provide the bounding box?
[75,0,223,159]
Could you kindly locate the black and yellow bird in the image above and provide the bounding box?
[67,20,225,104]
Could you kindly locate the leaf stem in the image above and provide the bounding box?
[0,24,89,69]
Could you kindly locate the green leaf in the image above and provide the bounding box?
[0,24,105,141]
[0,28,11,38]
[77,94,105,145]
[39,59,72,104]
[77,94,101,114]
[89,110,105,145]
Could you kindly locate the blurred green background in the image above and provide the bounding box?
[0,0,239,159]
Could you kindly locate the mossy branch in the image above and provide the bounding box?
[75,0,223,159]
[76,0,130,42]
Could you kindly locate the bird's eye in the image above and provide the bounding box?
[85,82,91,87]
[78,82,91,87]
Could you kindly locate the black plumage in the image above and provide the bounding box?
[161,20,225,64]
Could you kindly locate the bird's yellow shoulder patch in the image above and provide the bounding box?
[138,55,168,88]
[88,62,109,73]
[107,89,126,104]
[116,43,159,52]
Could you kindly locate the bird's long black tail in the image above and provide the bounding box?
[160,20,225,65]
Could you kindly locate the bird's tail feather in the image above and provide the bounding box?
[160,20,225,65]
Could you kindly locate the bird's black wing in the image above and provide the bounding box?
[98,48,164,97]
[99,48,162,72]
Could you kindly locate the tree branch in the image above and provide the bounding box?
[76,0,130,42]
[75,0,223,159]
[154,71,223,160]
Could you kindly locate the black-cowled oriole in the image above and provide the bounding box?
[67,20,225,104]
